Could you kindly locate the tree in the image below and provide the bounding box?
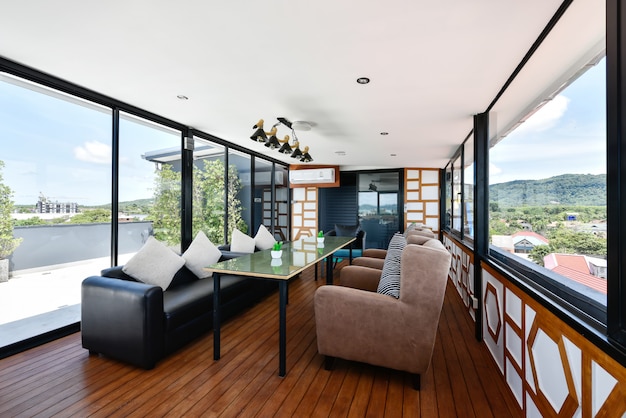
[148,160,246,246]
[0,161,22,259]
[529,245,552,266]
[68,208,111,224]
[547,227,607,257]
[148,164,182,246]
[193,159,247,244]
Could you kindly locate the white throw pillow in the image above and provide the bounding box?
[254,224,277,251]
[123,236,185,291]
[182,231,222,278]
[231,228,256,253]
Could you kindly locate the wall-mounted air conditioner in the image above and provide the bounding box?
[289,168,336,184]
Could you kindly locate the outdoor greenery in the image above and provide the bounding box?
[149,159,246,246]
[490,174,606,207]
[490,174,607,263]
[0,161,22,258]
[10,160,247,249]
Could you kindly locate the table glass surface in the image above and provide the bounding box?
[205,236,355,280]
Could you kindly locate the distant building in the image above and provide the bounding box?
[511,231,549,254]
[544,253,607,294]
[491,235,514,253]
[35,194,78,214]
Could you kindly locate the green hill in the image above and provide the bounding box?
[490,174,606,207]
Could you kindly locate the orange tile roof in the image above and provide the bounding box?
[550,266,607,294]
[544,253,607,294]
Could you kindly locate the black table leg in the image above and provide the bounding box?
[213,272,221,360]
[278,280,288,377]
[326,255,333,285]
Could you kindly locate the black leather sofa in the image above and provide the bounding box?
[81,251,275,369]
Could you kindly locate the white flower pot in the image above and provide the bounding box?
[317,237,325,244]
[271,250,283,259]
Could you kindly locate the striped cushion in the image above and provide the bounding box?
[377,233,406,298]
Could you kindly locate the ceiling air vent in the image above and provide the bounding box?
[289,168,335,184]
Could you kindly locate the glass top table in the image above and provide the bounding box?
[206,235,356,280]
[205,235,356,377]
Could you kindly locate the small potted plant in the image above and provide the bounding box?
[271,241,283,259]
[317,230,325,244]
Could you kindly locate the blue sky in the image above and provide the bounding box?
[1,57,607,206]
[0,77,178,206]
[489,57,606,184]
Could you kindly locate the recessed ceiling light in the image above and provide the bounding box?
[380,132,389,135]
[356,77,370,84]
[177,95,189,100]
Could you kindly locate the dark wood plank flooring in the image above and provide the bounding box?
[0,262,522,417]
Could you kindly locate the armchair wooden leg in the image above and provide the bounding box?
[324,356,335,370]
[412,374,421,390]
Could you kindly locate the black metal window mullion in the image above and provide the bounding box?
[473,112,489,341]
[181,130,194,252]
[606,0,626,349]
[110,107,120,267]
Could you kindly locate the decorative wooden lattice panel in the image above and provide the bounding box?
[404,168,440,232]
[291,187,318,240]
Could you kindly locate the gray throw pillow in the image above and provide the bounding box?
[123,236,186,291]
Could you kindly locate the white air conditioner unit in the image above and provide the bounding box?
[289,168,336,184]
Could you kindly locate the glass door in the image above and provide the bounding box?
[358,172,400,249]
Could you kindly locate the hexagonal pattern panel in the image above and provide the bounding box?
[527,319,578,417]
[484,282,501,342]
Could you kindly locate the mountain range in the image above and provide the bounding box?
[489,174,606,207]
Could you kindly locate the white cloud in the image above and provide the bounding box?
[74,140,111,164]
[516,94,570,133]
[489,162,502,176]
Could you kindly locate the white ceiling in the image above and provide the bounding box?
[0,0,603,171]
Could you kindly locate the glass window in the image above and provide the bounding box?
[0,73,111,348]
[445,164,453,230]
[489,56,607,307]
[464,138,475,239]
[274,164,289,241]
[358,172,399,249]
[119,112,181,257]
[451,156,462,232]
[253,158,273,238]
[190,138,226,245]
[227,150,251,242]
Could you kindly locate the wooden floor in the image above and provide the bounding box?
[0,263,522,417]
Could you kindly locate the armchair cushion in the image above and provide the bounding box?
[340,265,382,292]
[122,236,185,291]
[352,257,385,270]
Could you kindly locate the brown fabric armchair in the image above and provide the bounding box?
[314,241,451,389]
[352,234,437,270]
